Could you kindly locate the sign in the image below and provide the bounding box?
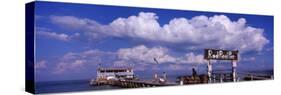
[204,49,238,60]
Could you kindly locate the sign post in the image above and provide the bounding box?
[207,60,212,83]
[232,60,237,82]
[204,49,239,82]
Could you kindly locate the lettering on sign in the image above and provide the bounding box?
[204,49,238,60]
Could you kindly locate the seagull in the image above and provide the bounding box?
[154,58,160,64]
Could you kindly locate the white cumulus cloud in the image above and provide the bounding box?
[50,12,269,52]
[117,45,176,64]
[178,52,206,64]
[117,45,205,64]
[49,45,208,74]
[37,30,80,42]
[53,49,114,74]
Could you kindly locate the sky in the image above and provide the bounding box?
[33,1,273,82]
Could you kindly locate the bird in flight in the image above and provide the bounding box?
[154,58,160,64]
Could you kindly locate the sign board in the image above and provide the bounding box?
[204,49,238,60]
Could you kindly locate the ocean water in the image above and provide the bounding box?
[35,73,178,94]
[35,70,273,93]
[35,80,121,93]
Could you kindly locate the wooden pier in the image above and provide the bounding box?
[177,74,208,85]
[238,72,273,81]
[92,79,177,88]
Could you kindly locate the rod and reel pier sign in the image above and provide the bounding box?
[204,49,238,60]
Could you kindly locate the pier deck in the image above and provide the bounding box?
[93,79,177,88]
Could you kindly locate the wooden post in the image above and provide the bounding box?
[232,60,237,82]
[207,60,212,83]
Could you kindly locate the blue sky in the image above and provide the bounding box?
[34,1,273,82]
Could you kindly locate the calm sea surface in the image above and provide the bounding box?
[35,70,273,93]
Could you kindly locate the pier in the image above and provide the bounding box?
[90,67,177,88]
[238,72,274,81]
[90,49,273,88]
[110,80,177,88]
[91,78,177,88]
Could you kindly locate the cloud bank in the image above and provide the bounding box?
[117,45,205,64]
[48,45,205,74]
[37,30,80,42]
[50,12,269,52]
